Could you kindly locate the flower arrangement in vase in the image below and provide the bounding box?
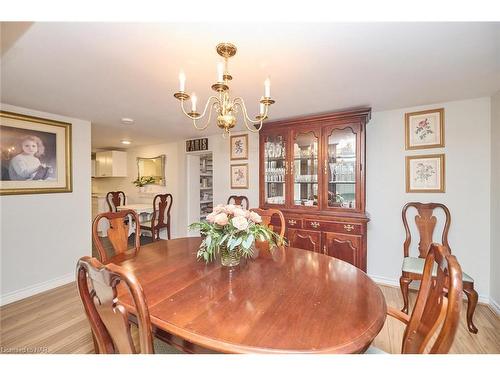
[132,176,156,192]
[189,204,282,267]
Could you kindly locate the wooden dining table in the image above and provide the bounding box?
[111,237,387,354]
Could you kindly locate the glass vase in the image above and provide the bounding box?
[219,245,241,267]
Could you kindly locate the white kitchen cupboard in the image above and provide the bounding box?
[95,151,127,177]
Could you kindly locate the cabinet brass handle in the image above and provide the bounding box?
[344,224,354,232]
[288,219,297,225]
[311,221,320,228]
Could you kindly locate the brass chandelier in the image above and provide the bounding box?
[174,42,275,137]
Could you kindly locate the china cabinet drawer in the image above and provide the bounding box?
[285,217,302,229]
[304,220,361,235]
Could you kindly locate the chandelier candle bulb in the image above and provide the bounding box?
[179,70,186,92]
[217,62,224,83]
[191,93,197,111]
[260,97,265,115]
[264,78,271,97]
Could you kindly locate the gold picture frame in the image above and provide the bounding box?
[405,154,445,193]
[0,111,72,195]
[230,163,248,189]
[230,134,248,160]
[405,108,444,150]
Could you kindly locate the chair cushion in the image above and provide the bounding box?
[153,338,184,354]
[364,345,388,354]
[402,257,473,283]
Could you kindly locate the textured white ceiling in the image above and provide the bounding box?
[1,22,499,148]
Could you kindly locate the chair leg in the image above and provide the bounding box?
[167,222,171,240]
[399,276,412,314]
[463,285,479,334]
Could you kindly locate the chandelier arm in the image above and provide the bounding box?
[192,101,219,131]
[233,97,269,124]
[180,95,220,120]
[233,98,268,132]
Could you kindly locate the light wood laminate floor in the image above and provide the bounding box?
[1,282,499,354]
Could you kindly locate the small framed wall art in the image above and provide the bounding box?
[406,154,445,193]
[230,134,248,160]
[405,108,444,150]
[230,163,248,189]
[0,111,72,195]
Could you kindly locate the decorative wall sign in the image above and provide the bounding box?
[230,163,249,189]
[186,138,208,152]
[405,108,444,150]
[230,134,248,160]
[0,111,72,195]
[406,154,445,193]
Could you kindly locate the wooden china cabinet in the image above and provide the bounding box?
[259,108,371,271]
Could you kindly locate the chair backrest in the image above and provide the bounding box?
[106,191,126,212]
[76,256,154,354]
[402,202,451,258]
[227,195,249,210]
[249,208,286,239]
[92,209,141,263]
[152,194,173,227]
[401,243,462,354]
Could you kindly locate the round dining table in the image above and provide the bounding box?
[112,237,387,354]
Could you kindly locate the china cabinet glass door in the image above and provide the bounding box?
[263,134,286,205]
[326,127,357,209]
[292,131,319,207]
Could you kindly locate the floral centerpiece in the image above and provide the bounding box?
[189,204,281,267]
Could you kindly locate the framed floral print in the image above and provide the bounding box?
[406,154,445,193]
[230,134,248,160]
[0,111,72,195]
[230,164,248,189]
[405,108,444,150]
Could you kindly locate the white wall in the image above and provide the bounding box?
[0,103,91,305]
[490,91,500,310]
[366,97,491,299]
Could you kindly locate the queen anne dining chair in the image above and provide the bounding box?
[92,209,141,264]
[140,194,173,241]
[249,208,286,249]
[106,191,126,212]
[76,256,181,354]
[400,202,478,333]
[227,195,249,210]
[366,243,463,354]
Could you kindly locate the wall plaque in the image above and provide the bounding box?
[186,138,208,152]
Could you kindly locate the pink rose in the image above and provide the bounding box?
[231,216,249,231]
[248,211,262,223]
[214,212,229,226]
[206,212,217,223]
[213,204,225,214]
[224,204,236,215]
[233,207,246,218]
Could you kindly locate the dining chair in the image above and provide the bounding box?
[76,256,181,354]
[140,194,173,241]
[227,195,249,209]
[250,208,286,244]
[367,243,463,354]
[400,202,478,333]
[92,209,141,263]
[106,191,126,212]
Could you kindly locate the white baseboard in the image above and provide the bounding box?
[0,272,75,306]
[489,298,500,316]
[368,273,491,305]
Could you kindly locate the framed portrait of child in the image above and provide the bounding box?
[0,111,72,195]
